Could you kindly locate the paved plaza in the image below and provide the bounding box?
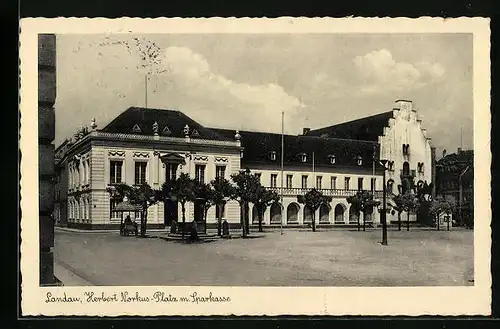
[54,228,474,287]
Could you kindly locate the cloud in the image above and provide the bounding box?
[353,49,445,94]
[55,37,304,145]
[158,46,303,131]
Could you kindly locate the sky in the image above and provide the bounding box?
[54,33,473,154]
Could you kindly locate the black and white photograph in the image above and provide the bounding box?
[21,17,491,316]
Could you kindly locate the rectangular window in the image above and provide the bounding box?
[371,178,376,191]
[109,160,123,184]
[270,174,278,188]
[358,177,364,190]
[83,161,87,185]
[301,175,308,189]
[316,176,323,189]
[166,164,178,183]
[345,177,350,190]
[195,164,206,183]
[135,162,147,185]
[331,176,337,189]
[286,174,293,188]
[215,166,226,180]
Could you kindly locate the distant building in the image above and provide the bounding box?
[54,99,434,229]
[435,148,474,226]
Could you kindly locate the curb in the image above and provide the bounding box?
[54,262,94,286]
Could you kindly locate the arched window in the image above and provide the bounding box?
[403,161,410,176]
[303,205,313,223]
[387,179,395,194]
[349,205,360,224]
[319,203,330,223]
[334,204,345,223]
[287,203,300,224]
[252,204,259,224]
[270,203,282,224]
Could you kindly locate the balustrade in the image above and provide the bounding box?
[268,187,383,198]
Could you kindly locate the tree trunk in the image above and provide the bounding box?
[240,202,247,238]
[312,212,316,232]
[217,204,222,236]
[140,208,148,237]
[245,202,250,235]
[362,211,366,231]
[447,214,450,231]
[407,211,410,231]
[181,202,186,241]
[204,206,209,235]
[258,206,263,232]
[357,215,360,231]
[437,214,440,231]
[398,212,401,231]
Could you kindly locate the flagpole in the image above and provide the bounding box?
[280,111,284,235]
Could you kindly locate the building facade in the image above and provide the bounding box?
[55,99,434,229]
[435,148,474,226]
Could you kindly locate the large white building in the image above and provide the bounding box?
[54,99,435,230]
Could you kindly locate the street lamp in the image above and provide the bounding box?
[379,159,389,245]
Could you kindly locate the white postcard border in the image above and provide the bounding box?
[20,17,491,316]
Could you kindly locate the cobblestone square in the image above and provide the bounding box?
[55,228,474,286]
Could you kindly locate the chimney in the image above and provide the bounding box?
[442,149,447,158]
[303,128,310,135]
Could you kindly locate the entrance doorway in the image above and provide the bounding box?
[164,199,178,226]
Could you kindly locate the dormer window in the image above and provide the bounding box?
[132,124,142,133]
[298,153,307,163]
[402,144,410,155]
[328,154,336,164]
[191,129,200,137]
[161,125,171,136]
[356,155,363,166]
[269,151,277,161]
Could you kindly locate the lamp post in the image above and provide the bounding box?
[379,159,389,246]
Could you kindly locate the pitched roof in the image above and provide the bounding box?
[306,111,395,141]
[212,128,380,170]
[100,107,231,141]
[436,149,474,173]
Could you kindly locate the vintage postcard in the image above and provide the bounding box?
[20,17,491,316]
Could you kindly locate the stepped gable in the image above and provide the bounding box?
[306,111,395,141]
[211,128,379,170]
[100,106,231,141]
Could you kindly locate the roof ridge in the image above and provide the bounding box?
[309,110,394,132]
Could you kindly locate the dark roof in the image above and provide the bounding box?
[438,150,474,165]
[100,107,232,141]
[306,111,395,141]
[436,150,474,173]
[212,128,380,170]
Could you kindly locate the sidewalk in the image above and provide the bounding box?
[54,261,94,286]
[55,227,168,233]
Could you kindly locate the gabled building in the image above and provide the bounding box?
[55,99,434,229]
